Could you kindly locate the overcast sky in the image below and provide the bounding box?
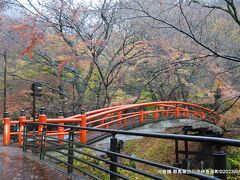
[3,0,100,17]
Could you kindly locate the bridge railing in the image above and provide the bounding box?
[2,101,223,146]
[82,102,223,141]
[84,102,222,126]
[22,122,240,180]
[2,111,85,145]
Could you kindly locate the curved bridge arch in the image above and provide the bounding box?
[68,101,223,143]
[3,101,223,146]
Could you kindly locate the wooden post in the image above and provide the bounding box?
[140,110,144,124]
[165,111,169,119]
[3,112,11,146]
[58,111,64,144]
[154,108,159,120]
[38,110,47,147]
[185,109,189,118]
[80,114,87,144]
[38,113,47,134]
[124,118,127,127]
[118,111,122,124]
[18,110,26,146]
[176,107,180,118]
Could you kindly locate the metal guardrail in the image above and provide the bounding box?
[0,123,3,134]
[22,122,240,180]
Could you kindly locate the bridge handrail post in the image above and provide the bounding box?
[67,128,74,174]
[36,107,47,152]
[175,107,180,118]
[38,107,47,133]
[110,134,118,180]
[185,108,189,118]
[165,108,169,119]
[3,112,11,146]
[154,107,159,120]
[139,109,144,124]
[201,111,206,119]
[80,114,87,144]
[118,111,122,124]
[213,145,227,180]
[40,126,46,160]
[18,110,26,146]
[58,111,64,144]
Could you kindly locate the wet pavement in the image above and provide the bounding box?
[0,145,72,180]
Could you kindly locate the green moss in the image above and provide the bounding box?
[122,138,195,180]
[225,136,240,179]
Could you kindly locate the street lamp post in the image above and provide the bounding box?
[1,50,8,118]
[31,82,42,154]
[3,50,7,114]
[31,82,43,122]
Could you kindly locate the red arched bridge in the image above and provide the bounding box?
[3,101,223,146]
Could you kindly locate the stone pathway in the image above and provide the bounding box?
[0,145,71,180]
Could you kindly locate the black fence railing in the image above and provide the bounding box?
[0,123,3,134]
[23,122,240,180]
